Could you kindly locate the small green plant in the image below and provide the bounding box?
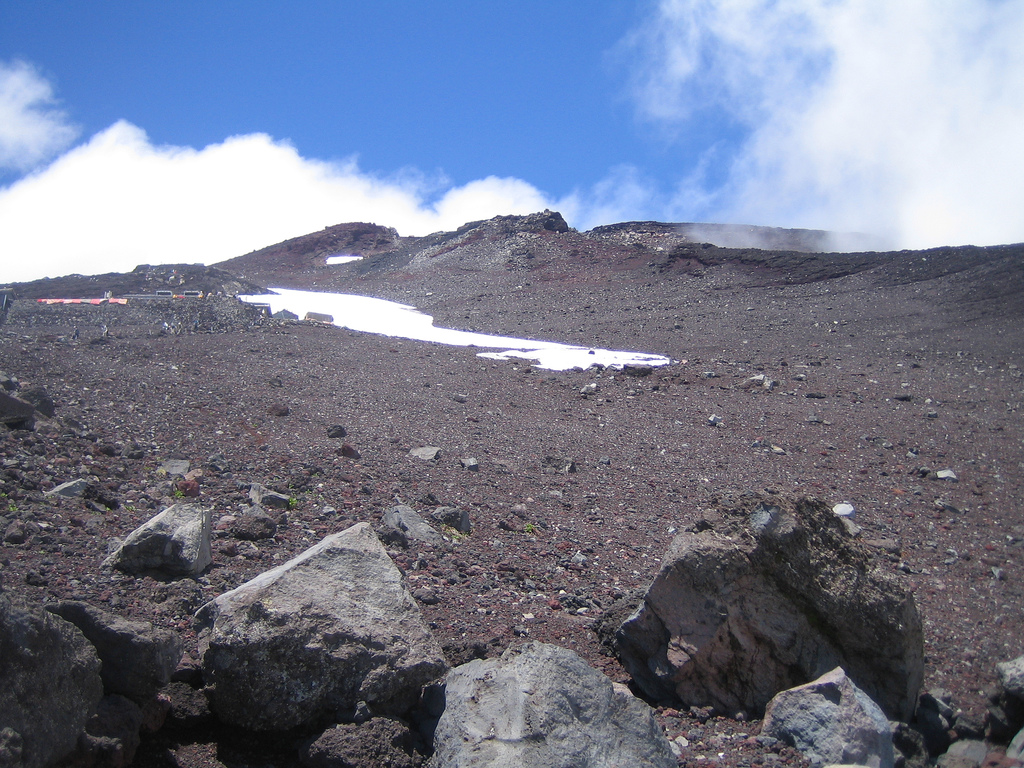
[441,525,468,542]
[524,522,537,534]
[173,489,185,499]
[288,496,299,510]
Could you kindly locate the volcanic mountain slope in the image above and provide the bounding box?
[216,210,1024,363]
[0,212,1022,767]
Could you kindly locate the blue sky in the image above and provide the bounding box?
[2,1,1023,282]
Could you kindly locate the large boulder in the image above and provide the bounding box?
[614,495,923,720]
[46,600,182,704]
[428,642,676,768]
[762,667,895,768]
[195,522,447,731]
[103,503,212,577]
[0,592,103,768]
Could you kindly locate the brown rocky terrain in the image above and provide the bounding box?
[1,211,1022,767]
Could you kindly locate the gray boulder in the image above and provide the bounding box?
[248,483,292,510]
[614,495,923,720]
[431,506,472,534]
[0,391,35,430]
[0,592,103,768]
[46,600,182,704]
[195,522,447,730]
[763,667,894,768]
[997,656,1024,700]
[381,505,443,548]
[428,641,676,768]
[103,503,212,577]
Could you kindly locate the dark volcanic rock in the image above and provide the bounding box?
[46,600,182,704]
[0,592,103,768]
[614,495,923,720]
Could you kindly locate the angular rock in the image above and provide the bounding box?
[326,424,347,439]
[195,522,447,730]
[382,505,443,548]
[0,391,35,429]
[160,459,190,476]
[18,387,55,419]
[103,503,212,577]
[301,717,422,768]
[44,478,91,498]
[409,446,441,461]
[762,667,894,768]
[248,483,292,510]
[431,506,472,534]
[937,740,990,768]
[614,495,923,720]
[77,694,144,768]
[230,512,278,541]
[46,600,182,704]
[0,592,103,768]
[428,642,676,768]
[997,656,1024,700]
[1008,727,1024,761]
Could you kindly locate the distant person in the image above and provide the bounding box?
[72,326,79,340]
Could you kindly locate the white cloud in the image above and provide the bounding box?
[627,0,1024,249]
[0,119,561,283]
[0,60,79,173]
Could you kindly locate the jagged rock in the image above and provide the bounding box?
[1007,727,1024,761]
[431,506,472,534]
[46,600,182,704]
[103,503,212,577]
[17,387,54,418]
[230,512,278,540]
[0,592,103,768]
[762,667,895,768]
[937,740,990,768]
[381,505,443,548]
[614,495,923,720]
[44,478,90,498]
[326,424,347,439]
[195,522,447,730]
[248,483,292,510]
[77,694,143,768]
[160,459,190,476]
[300,717,423,768]
[892,722,930,768]
[998,656,1024,700]
[0,391,35,430]
[428,641,676,768]
[409,446,441,461]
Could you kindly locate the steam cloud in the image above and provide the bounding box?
[626,0,1024,249]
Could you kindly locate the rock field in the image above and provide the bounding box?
[1,212,1023,767]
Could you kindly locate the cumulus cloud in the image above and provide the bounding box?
[0,120,562,283]
[0,60,79,174]
[627,0,1024,249]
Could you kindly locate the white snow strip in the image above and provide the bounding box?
[324,254,363,265]
[239,288,673,372]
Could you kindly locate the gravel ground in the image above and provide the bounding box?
[1,219,1022,766]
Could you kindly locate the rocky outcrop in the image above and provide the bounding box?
[428,641,676,768]
[613,495,923,720]
[103,503,212,578]
[46,600,182,704]
[762,667,895,768]
[195,522,447,731]
[0,592,103,768]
